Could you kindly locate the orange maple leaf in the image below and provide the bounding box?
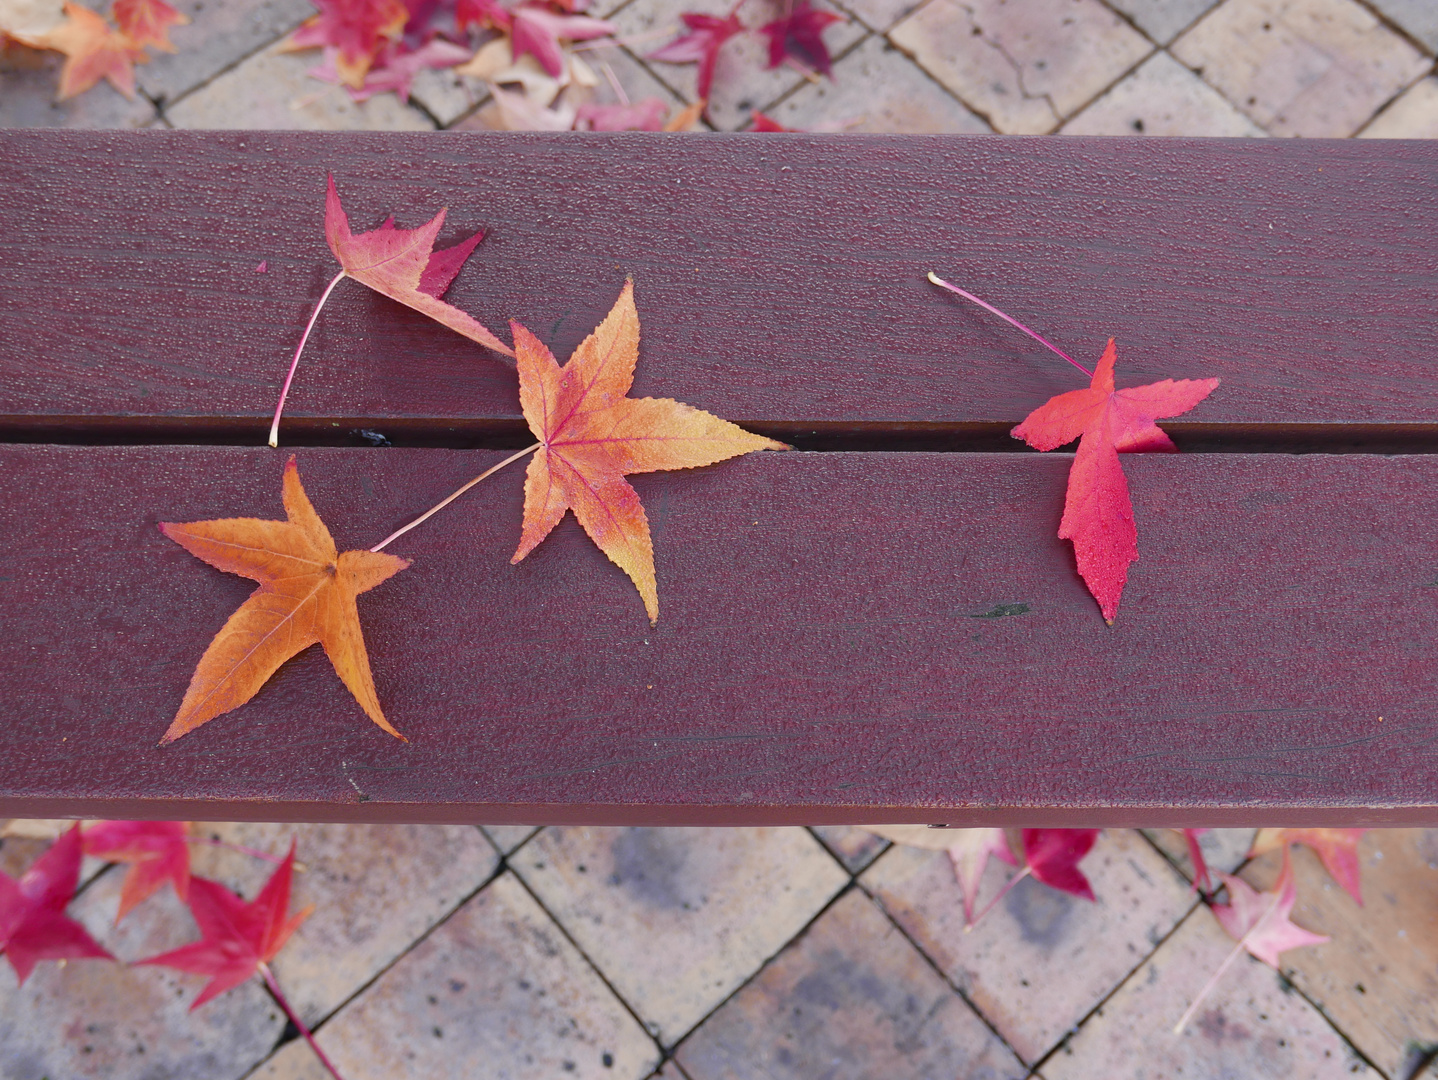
[113,0,188,52]
[30,3,146,100]
[1250,827,1368,905]
[159,457,409,743]
[510,280,785,623]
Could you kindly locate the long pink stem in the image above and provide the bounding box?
[185,836,285,865]
[965,865,1031,932]
[370,443,541,553]
[260,962,346,1080]
[269,270,348,447]
[927,272,1093,379]
[1172,891,1283,1035]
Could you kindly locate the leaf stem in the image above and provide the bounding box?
[965,865,1031,931]
[270,270,348,448]
[184,836,287,866]
[259,962,346,1080]
[370,443,542,553]
[1172,889,1283,1035]
[926,272,1093,379]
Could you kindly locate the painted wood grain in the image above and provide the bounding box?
[0,132,1435,437]
[2,445,1436,825]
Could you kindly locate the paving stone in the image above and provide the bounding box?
[1042,906,1371,1079]
[614,0,863,130]
[767,33,991,131]
[1360,74,1438,136]
[572,39,689,116]
[249,872,660,1080]
[1061,50,1265,135]
[166,40,434,129]
[137,0,317,106]
[1367,0,1438,52]
[188,822,499,1026]
[1235,831,1438,1078]
[833,0,934,33]
[862,828,1194,1064]
[1105,0,1224,43]
[676,889,1027,1080]
[0,862,285,1080]
[887,0,1152,134]
[810,824,890,873]
[1143,827,1260,886]
[482,824,544,853]
[0,40,159,128]
[513,826,849,1046]
[410,63,487,127]
[1170,0,1430,137]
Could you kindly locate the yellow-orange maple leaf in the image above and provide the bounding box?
[159,457,409,743]
[29,3,145,100]
[113,0,188,52]
[510,280,785,623]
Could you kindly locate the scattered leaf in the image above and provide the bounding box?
[757,0,840,76]
[26,2,145,100]
[648,8,743,104]
[576,96,668,130]
[311,36,473,101]
[83,820,192,922]
[0,0,66,41]
[112,0,187,52]
[282,0,408,88]
[663,98,707,131]
[509,3,613,78]
[159,456,410,743]
[510,279,785,623]
[486,80,579,128]
[137,841,312,1008]
[0,825,113,984]
[456,0,513,31]
[1022,828,1099,900]
[1213,855,1328,968]
[1011,339,1218,622]
[859,825,1017,926]
[749,110,795,131]
[1250,828,1367,905]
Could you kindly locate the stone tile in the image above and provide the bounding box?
[862,828,1194,1064]
[249,872,660,1080]
[137,0,316,106]
[0,41,159,128]
[1171,0,1430,137]
[651,1061,691,1079]
[1236,831,1438,1078]
[1043,907,1371,1079]
[1360,74,1438,136]
[810,825,889,873]
[1368,0,1438,52]
[166,40,434,129]
[482,824,544,854]
[189,822,499,1026]
[616,0,863,130]
[410,63,487,127]
[1105,0,1224,44]
[513,827,849,1046]
[833,0,934,33]
[573,40,689,115]
[0,861,285,1080]
[1061,50,1265,135]
[767,33,991,131]
[1142,827,1259,886]
[888,0,1152,134]
[676,889,1026,1080]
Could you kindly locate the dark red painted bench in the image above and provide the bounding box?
[3,130,1437,828]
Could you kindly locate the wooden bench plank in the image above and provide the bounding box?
[2,444,1435,826]
[2,132,1437,440]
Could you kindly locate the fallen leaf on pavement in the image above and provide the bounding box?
[0,825,113,984]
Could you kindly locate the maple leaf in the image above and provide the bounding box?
[576,97,669,131]
[313,37,473,102]
[112,0,187,52]
[324,175,510,355]
[159,456,409,743]
[1011,339,1218,622]
[509,3,614,77]
[0,825,113,983]
[749,110,795,131]
[0,0,67,42]
[758,0,841,76]
[456,0,513,31]
[510,279,785,623]
[137,841,312,1008]
[648,8,743,104]
[1213,856,1328,968]
[1021,828,1099,900]
[1181,827,1214,892]
[283,0,409,87]
[26,2,146,100]
[1250,828,1367,905]
[82,820,191,922]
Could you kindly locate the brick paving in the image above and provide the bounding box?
[4,0,1438,1076]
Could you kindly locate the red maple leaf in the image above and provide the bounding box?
[1213,854,1328,968]
[648,7,744,103]
[748,111,796,131]
[576,98,670,131]
[456,0,514,31]
[112,0,188,52]
[758,0,841,76]
[284,0,409,88]
[137,841,312,1008]
[0,824,113,983]
[1181,827,1213,892]
[1250,828,1367,905]
[509,4,615,77]
[1022,828,1099,900]
[83,820,191,922]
